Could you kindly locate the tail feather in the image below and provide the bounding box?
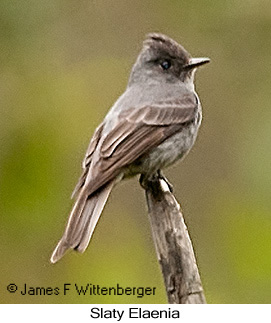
[50,180,115,263]
[75,185,113,253]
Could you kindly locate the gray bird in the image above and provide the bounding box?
[51,33,209,263]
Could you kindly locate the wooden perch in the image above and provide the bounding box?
[143,175,206,304]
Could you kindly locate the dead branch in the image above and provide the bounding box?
[143,176,206,304]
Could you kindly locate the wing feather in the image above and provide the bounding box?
[71,122,104,198]
[82,94,198,196]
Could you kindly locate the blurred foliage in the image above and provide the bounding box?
[1,0,271,304]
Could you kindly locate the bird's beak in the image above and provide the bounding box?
[185,57,210,69]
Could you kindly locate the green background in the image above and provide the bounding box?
[1,0,271,304]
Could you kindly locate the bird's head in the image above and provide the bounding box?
[128,33,210,88]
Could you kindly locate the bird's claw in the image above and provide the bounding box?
[157,170,173,193]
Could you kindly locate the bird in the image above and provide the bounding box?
[50,33,210,263]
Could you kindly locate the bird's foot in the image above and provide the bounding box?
[157,170,173,193]
[139,171,173,196]
[140,173,157,190]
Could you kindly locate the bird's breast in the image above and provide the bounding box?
[125,110,202,178]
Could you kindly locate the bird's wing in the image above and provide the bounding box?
[82,93,198,197]
[71,122,104,198]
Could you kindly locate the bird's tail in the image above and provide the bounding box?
[50,180,115,263]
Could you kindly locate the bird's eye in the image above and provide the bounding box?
[160,60,171,70]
